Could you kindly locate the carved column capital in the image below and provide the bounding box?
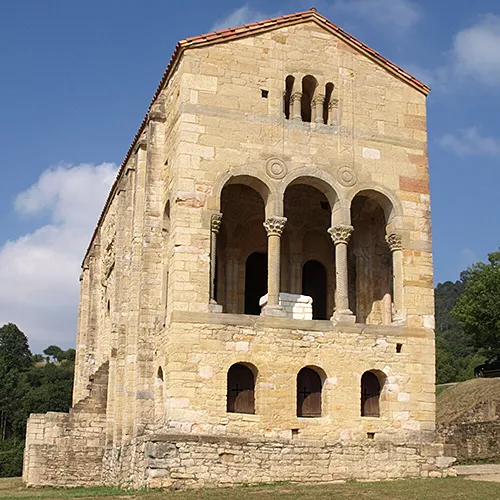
[264,217,287,237]
[312,93,326,106]
[290,92,302,103]
[328,225,354,246]
[211,213,222,234]
[386,233,403,252]
[329,98,339,110]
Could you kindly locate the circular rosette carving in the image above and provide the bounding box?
[337,166,357,187]
[266,157,287,180]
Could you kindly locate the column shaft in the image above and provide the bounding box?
[386,233,404,321]
[291,92,302,121]
[328,225,355,322]
[263,217,287,315]
[210,213,222,305]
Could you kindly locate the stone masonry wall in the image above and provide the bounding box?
[23,362,109,486]
[104,433,455,490]
[23,411,106,487]
[440,421,500,462]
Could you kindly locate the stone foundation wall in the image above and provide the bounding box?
[440,421,500,462]
[23,411,106,487]
[104,433,456,490]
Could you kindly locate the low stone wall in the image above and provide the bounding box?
[23,411,107,487]
[105,432,456,490]
[440,421,500,461]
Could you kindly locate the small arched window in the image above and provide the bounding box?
[227,363,256,414]
[361,371,385,417]
[284,75,295,119]
[323,82,334,125]
[297,367,323,417]
[301,75,317,122]
[157,366,164,382]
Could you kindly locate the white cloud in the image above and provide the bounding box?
[211,4,276,31]
[0,163,118,353]
[440,127,500,156]
[450,14,500,86]
[333,0,421,33]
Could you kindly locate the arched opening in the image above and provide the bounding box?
[361,371,385,417]
[349,192,393,324]
[162,201,170,312]
[245,252,268,315]
[227,363,256,414]
[302,260,327,320]
[301,75,317,122]
[217,182,267,314]
[284,75,295,120]
[154,366,165,427]
[323,82,334,124]
[297,367,323,417]
[284,181,335,316]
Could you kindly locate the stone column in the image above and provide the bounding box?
[209,213,222,312]
[263,216,287,316]
[291,92,302,121]
[328,225,355,323]
[386,233,404,323]
[313,93,325,124]
[328,98,339,126]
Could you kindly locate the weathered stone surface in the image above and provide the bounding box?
[23,9,447,490]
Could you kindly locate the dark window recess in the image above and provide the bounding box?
[292,428,300,438]
[297,367,322,417]
[245,252,268,315]
[284,75,295,119]
[227,364,255,414]
[396,343,403,353]
[301,75,317,123]
[361,371,382,417]
[302,260,327,320]
[367,432,375,440]
[261,89,269,98]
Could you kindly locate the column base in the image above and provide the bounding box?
[331,309,356,324]
[209,300,223,313]
[261,304,286,317]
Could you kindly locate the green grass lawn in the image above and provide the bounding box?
[4,477,500,500]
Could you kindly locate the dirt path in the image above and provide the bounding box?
[456,464,500,482]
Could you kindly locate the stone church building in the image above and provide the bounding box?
[23,9,455,489]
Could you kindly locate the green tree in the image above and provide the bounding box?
[43,345,64,362]
[453,250,500,350]
[0,323,32,371]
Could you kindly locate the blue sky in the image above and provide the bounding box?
[1,0,499,351]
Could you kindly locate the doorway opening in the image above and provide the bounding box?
[245,252,268,315]
[302,260,327,320]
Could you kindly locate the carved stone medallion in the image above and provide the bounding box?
[337,166,357,187]
[265,157,287,180]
